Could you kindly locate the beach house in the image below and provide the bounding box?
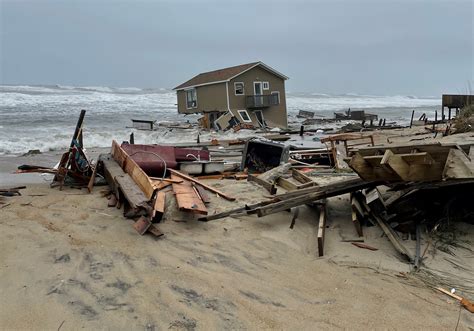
[173,61,289,130]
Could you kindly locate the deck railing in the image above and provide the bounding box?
[245,94,279,108]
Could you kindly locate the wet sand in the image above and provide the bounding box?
[1,179,473,329]
[1,128,474,329]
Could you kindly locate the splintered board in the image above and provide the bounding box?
[111,140,156,200]
[171,174,208,215]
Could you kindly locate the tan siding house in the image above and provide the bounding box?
[173,62,288,130]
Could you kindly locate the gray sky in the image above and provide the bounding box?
[0,0,473,96]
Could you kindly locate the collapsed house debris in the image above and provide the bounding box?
[12,109,474,312]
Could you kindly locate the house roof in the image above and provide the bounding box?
[173,61,288,90]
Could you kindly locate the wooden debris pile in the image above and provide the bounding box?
[200,141,474,265]
[92,140,236,237]
[16,109,97,190]
[346,142,474,266]
[346,142,473,182]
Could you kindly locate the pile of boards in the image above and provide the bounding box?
[201,142,474,265]
[96,140,236,237]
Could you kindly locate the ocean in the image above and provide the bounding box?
[0,85,441,155]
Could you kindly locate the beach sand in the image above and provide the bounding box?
[1,128,474,329]
[1,181,473,329]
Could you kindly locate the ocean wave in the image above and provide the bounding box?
[0,84,172,96]
[0,85,441,155]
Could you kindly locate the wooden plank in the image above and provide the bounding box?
[443,148,474,179]
[363,155,383,166]
[152,181,172,190]
[171,174,207,215]
[193,184,211,203]
[197,199,276,222]
[248,174,277,195]
[291,169,313,184]
[371,213,414,262]
[102,156,150,213]
[102,156,122,195]
[255,179,377,217]
[348,153,376,180]
[115,175,150,211]
[276,177,298,191]
[380,150,409,180]
[350,193,363,237]
[169,169,235,201]
[271,178,366,200]
[400,152,435,165]
[154,190,166,213]
[317,203,326,257]
[111,140,155,200]
[87,161,98,193]
[320,133,366,142]
[149,177,183,184]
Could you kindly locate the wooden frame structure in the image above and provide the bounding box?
[346,143,473,182]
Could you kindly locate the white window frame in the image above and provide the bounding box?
[271,91,280,104]
[234,82,245,96]
[238,110,252,123]
[254,109,266,127]
[263,81,270,90]
[185,88,197,109]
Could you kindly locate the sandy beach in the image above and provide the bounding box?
[1,130,473,329]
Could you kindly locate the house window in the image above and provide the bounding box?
[234,82,244,95]
[270,91,280,105]
[263,82,270,90]
[186,89,197,108]
[238,110,252,123]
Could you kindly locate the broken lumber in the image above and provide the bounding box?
[436,287,474,313]
[111,140,156,200]
[169,169,235,201]
[317,203,327,257]
[248,174,277,194]
[171,174,207,215]
[254,179,377,217]
[371,213,414,262]
[102,155,150,215]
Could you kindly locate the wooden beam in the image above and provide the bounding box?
[443,148,474,179]
[111,140,155,200]
[87,161,98,193]
[317,203,327,257]
[348,153,376,180]
[291,169,313,184]
[255,179,377,217]
[400,152,435,165]
[276,177,299,191]
[371,213,414,262]
[248,174,277,195]
[102,156,150,213]
[271,178,366,200]
[197,199,276,222]
[154,190,166,214]
[169,169,236,201]
[193,184,211,203]
[380,150,409,180]
[350,193,363,237]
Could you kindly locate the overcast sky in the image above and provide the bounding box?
[0,0,472,96]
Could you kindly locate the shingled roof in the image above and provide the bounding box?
[173,61,288,90]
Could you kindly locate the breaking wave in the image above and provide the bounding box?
[0,85,441,155]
